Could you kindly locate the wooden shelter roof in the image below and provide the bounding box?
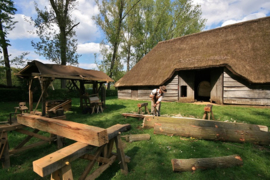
[16,60,114,82]
[115,16,270,87]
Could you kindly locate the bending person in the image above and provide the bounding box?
[149,85,167,116]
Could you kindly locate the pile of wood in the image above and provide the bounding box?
[142,116,270,145]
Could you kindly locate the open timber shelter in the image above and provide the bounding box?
[115,16,270,106]
[16,60,114,115]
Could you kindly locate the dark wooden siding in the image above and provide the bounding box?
[179,71,195,102]
[163,74,178,101]
[210,68,223,104]
[223,69,270,105]
[118,88,132,99]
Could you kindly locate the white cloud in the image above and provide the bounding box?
[77,43,102,54]
[7,14,38,39]
[221,12,266,26]
[78,63,97,70]
[192,0,270,29]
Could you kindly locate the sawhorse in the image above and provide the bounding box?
[202,104,214,120]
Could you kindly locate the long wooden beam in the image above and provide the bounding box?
[17,114,108,147]
[32,124,131,177]
[33,142,91,177]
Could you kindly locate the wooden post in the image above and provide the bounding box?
[115,134,128,175]
[93,81,98,94]
[29,78,33,111]
[1,132,10,168]
[101,85,106,108]
[80,81,85,109]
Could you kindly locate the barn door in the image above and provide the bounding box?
[131,87,138,99]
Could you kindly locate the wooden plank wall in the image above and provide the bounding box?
[223,69,270,105]
[163,74,178,101]
[210,68,223,104]
[118,89,132,99]
[179,71,195,102]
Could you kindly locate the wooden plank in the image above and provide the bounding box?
[48,99,72,113]
[223,81,245,87]
[61,164,73,180]
[17,114,108,147]
[118,89,131,93]
[33,142,91,177]
[0,123,25,133]
[165,84,178,89]
[107,124,131,140]
[224,98,270,106]
[224,87,252,91]
[224,90,270,98]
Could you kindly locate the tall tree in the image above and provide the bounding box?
[93,0,140,89]
[31,0,80,88]
[0,0,17,87]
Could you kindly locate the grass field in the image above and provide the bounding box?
[0,97,270,180]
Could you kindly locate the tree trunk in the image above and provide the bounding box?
[108,0,124,83]
[154,122,270,145]
[142,116,268,132]
[0,19,12,87]
[171,155,243,172]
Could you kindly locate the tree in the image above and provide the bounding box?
[0,0,17,87]
[31,0,80,88]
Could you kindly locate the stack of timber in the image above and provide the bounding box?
[46,99,72,112]
[142,116,270,145]
[171,155,243,172]
[32,124,131,179]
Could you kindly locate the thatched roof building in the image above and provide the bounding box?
[115,16,270,106]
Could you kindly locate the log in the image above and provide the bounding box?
[122,134,151,142]
[48,99,72,113]
[154,122,270,145]
[171,155,243,172]
[122,113,145,119]
[17,114,108,147]
[143,116,268,132]
[107,124,131,140]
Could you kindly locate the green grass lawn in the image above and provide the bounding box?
[1,97,270,180]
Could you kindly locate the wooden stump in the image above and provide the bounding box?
[172,155,243,172]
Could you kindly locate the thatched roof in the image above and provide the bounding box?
[17,60,114,82]
[115,16,270,87]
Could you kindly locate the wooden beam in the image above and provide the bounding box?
[48,99,72,113]
[107,124,131,140]
[13,129,40,149]
[0,123,25,133]
[17,114,109,146]
[15,129,51,142]
[9,140,50,155]
[33,142,92,177]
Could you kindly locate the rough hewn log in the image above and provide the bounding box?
[107,124,131,140]
[122,134,151,142]
[154,122,270,145]
[122,113,145,119]
[172,155,243,172]
[17,114,108,146]
[143,116,268,132]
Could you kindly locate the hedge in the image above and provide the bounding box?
[0,88,118,102]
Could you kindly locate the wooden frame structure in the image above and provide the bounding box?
[16,61,114,116]
[1,113,131,179]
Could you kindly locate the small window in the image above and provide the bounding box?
[181,86,187,97]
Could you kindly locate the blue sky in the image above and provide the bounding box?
[3,0,270,69]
